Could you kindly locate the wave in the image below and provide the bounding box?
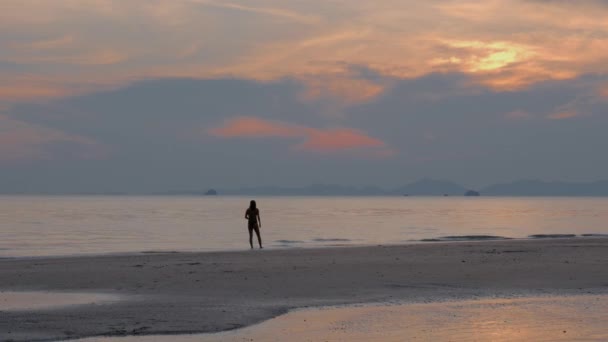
[312,238,351,242]
[421,235,511,242]
[528,234,576,239]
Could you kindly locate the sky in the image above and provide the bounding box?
[1,0,608,192]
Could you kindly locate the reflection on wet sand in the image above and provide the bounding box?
[0,291,122,311]
[73,295,608,342]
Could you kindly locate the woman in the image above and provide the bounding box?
[245,200,263,249]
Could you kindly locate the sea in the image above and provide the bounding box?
[1,196,607,258]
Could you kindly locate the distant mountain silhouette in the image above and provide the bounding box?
[4,179,608,196]
[219,179,467,196]
[389,179,468,196]
[219,179,608,196]
[481,179,608,196]
[220,184,386,196]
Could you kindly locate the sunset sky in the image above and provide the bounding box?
[1,0,607,192]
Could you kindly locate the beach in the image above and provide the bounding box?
[1,237,607,341]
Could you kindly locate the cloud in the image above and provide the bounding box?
[3,0,608,104]
[0,83,71,101]
[1,75,608,192]
[209,116,299,138]
[6,49,127,66]
[0,73,117,102]
[209,116,392,156]
[438,40,536,73]
[546,111,580,120]
[12,34,75,51]
[194,0,321,25]
[297,128,390,154]
[599,85,608,99]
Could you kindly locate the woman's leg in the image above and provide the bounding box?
[254,227,263,248]
[248,227,254,249]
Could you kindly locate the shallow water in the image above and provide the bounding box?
[1,196,608,257]
[72,295,608,341]
[0,291,122,311]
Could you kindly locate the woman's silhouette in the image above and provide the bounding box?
[245,200,263,249]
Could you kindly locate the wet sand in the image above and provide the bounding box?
[0,292,122,312]
[0,237,607,341]
[201,295,608,342]
[74,295,608,342]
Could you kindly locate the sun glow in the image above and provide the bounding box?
[442,40,536,72]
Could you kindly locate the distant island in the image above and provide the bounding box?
[204,189,218,196]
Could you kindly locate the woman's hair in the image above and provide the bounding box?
[249,200,257,210]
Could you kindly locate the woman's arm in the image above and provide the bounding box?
[257,211,261,227]
[245,210,249,219]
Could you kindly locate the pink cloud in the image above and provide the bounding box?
[208,116,299,138]
[599,85,608,99]
[209,116,393,157]
[298,129,385,152]
[546,111,579,120]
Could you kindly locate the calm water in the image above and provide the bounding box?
[0,196,607,257]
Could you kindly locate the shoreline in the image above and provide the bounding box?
[2,234,607,260]
[1,237,607,341]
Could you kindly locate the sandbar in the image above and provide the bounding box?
[0,237,607,341]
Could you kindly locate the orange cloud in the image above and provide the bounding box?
[297,128,386,153]
[196,0,321,25]
[208,116,299,138]
[209,116,392,156]
[546,111,579,120]
[8,49,127,66]
[0,84,72,101]
[3,0,608,103]
[0,73,128,102]
[599,85,608,99]
[13,34,75,51]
